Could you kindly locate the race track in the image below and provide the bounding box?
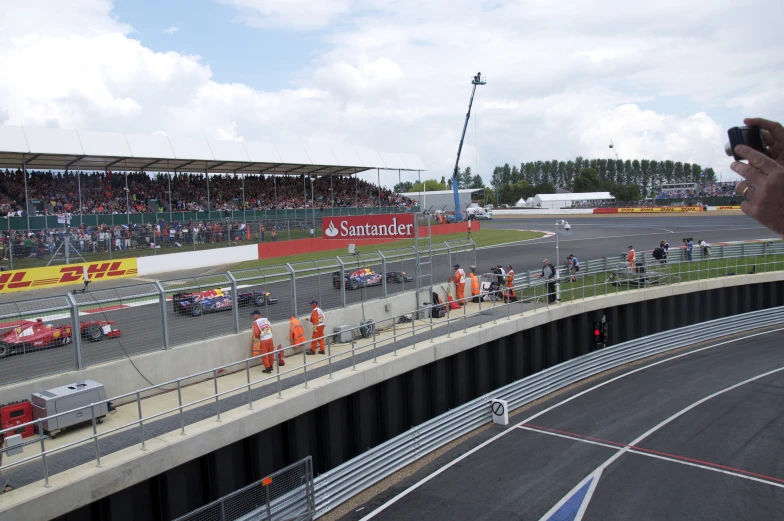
[0,213,774,387]
[344,327,784,521]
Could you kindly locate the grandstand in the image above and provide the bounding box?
[0,126,426,225]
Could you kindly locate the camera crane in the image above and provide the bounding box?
[451,72,486,222]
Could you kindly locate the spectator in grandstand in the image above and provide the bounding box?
[732,118,784,238]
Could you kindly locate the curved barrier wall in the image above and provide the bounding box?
[4,273,784,521]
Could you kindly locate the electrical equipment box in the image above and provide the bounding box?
[31,380,108,437]
[333,325,354,343]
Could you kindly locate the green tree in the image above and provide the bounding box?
[609,183,642,201]
[702,167,717,183]
[572,168,604,193]
[470,174,485,189]
[394,181,413,193]
[411,179,446,192]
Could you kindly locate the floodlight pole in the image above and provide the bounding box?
[451,72,485,222]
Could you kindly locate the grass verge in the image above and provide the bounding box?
[230,229,545,270]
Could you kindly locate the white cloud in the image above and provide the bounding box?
[0,0,782,187]
[163,26,179,35]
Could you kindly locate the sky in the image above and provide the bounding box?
[0,0,782,188]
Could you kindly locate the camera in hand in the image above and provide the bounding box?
[725,126,765,161]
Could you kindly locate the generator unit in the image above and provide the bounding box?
[333,325,354,343]
[31,380,108,438]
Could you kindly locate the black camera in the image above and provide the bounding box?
[725,126,765,161]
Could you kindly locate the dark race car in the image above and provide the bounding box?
[172,288,278,316]
[332,268,413,290]
[0,318,121,357]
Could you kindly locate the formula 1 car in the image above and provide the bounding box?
[332,268,413,290]
[0,318,121,357]
[172,288,278,317]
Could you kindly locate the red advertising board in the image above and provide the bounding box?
[322,214,415,240]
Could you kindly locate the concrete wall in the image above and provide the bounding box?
[0,289,424,404]
[136,244,258,276]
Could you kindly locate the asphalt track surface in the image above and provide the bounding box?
[0,214,774,388]
[342,327,784,521]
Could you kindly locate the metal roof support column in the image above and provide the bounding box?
[205,163,210,218]
[23,159,30,233]
[355,173,358,209]
[273,170,277,207]
[168,161,173,223]
[241,166,246,225]
[377,168,381,209]
[77,159,82,227]
[330,171,333,215]
[124,160,130,226]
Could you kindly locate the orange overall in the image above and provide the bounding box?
[506,270,515,300]
[628,249,636,272]
[309,307,326,353]
[454,268,465,303]
[289,317,306,349]
[470,272,480,300]
[252,317,275,370]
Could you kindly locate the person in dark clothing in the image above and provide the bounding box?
[539,259,557,303]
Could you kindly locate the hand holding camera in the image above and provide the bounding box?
[729,118,784,237]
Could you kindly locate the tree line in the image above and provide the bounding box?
[489,157,716,203]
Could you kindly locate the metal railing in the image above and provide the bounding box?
[0,243,782,494]
[311,305,784,518]
[0,238,476,386]
[173,457,315,521]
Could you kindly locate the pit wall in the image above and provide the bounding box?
[135,221,478,276]
[0,288,428,405]
[11,273,784,521]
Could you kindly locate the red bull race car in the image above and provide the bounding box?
[172,288,278,317]
[332,268,413,290]
[0,318,121,357]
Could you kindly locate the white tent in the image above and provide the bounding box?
[399,189,483,212]
[532,192,614,209]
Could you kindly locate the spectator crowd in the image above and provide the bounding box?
[0,169,414,217]
[656,181,739,199]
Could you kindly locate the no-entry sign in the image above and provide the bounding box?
[322,214,415,240]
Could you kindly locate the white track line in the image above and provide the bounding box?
[537,365,784,521]
[357,327,784,521]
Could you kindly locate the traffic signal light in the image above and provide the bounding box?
[592,321,603,344]
[602,321,610,344]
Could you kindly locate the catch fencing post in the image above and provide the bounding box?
[286,263,298,318]
[380,250,388,297]
[228,271,240,334]
[154,281,170,349]
[337,258,346,308]
[66,292,84,370]
[470,238,477,266]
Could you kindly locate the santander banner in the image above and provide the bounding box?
[322,214,415,240]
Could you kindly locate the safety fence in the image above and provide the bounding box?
[173,457,315,521]
[0,239,476,387]
[0,243,782,498]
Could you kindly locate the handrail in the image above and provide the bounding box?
[1,245,783,491]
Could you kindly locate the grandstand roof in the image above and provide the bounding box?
[398,189,483,196]
[0,125,426,175]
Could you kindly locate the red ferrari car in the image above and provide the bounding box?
[0,318,121,358]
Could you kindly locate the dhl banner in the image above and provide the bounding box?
[594,207,703,214]
[0,259,138,294]
[716,206,741,210]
